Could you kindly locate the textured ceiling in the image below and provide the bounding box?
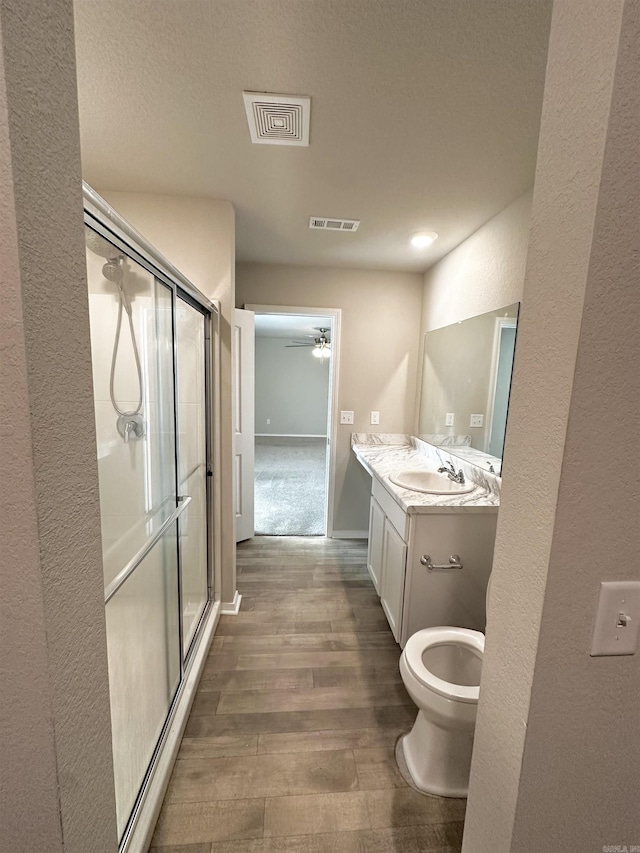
[73,0,552,272]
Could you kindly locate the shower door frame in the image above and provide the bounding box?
[83,183,221,853]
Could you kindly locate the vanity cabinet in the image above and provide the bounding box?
[402,511,497,644]
[365,475,498,647]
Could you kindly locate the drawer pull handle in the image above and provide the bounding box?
[420,554,463,571]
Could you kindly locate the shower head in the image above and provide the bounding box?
[85,229,121,261]
[102,259,123,282]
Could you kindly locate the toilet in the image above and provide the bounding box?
[398,578,491,798]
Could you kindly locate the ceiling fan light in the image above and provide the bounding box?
[313,344,330,359]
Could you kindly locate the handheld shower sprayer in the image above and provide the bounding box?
[105,256,145,441]
[86,229,146,443]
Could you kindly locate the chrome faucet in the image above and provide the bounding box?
[437,460,466,485]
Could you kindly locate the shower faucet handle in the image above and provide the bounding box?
[117,413,145,443]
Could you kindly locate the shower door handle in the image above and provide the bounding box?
[104,495,192,604]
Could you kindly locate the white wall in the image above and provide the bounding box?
[100,191,238,604]
[0,2,117,850]
[421,190,531,334]
[255,336,330,435]
[237,263,424,535]
[463,1,638,850]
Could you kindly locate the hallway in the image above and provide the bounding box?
[150,537,465,852]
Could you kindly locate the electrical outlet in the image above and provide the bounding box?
[470,414,484,428]
[370,411,380,425]
[340,410,354,425]
[445,413,454,427]
[266,418,271,425]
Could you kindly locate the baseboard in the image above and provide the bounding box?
[221,590,242,615]
[331,529,369,539]
[124,600,220,853]
[255,433,327,438]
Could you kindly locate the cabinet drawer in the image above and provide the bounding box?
[372,477,408,540]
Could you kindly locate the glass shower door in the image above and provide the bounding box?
[175,296,209,657]
[85,227,183,840]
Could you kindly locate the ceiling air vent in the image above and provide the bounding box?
[309,217,361,232]
[243,92,310,146]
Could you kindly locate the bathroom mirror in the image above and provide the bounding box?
[417,303,520,474]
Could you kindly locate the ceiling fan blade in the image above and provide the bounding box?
[285,344,314,348]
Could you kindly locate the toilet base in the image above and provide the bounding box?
[400,709,474,798]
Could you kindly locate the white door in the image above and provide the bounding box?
[233,309,255,542]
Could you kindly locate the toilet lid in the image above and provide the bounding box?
[403,626,484,704]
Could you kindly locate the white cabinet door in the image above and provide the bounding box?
[367,497,384,595]
[380,518,407,643]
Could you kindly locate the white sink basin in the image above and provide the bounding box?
[389,469,474,495]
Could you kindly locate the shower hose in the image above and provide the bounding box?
[109,278,143,418]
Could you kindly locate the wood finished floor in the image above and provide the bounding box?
[150,537,466,853]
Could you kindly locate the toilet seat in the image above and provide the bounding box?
[403,626,484,704]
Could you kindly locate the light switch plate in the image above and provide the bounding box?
[340,410,354,425]
[445,413,454,427]
[370,411,380,425]
[470,414,484,428]
[590,581,640,656]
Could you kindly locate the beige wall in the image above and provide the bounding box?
[463,1,637,850]
[255,336,330,436]
[101,191,237,603]
[0,2,117,850]
[237,263,424,534]
[421,190,531,334]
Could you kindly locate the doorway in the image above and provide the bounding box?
[246,304,340,537]
[486,315,518,458]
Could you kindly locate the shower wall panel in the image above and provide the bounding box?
[86,245,175,587]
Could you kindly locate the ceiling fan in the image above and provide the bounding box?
[286,327,331,358]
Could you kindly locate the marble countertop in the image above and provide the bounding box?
[352,434,500,515]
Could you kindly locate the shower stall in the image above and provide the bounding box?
[83,185,218,849]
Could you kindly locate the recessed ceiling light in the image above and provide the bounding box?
[410,231,438,249]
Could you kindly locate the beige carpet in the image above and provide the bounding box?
[254,436,327,535]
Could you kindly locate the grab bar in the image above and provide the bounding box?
[104,495,192,604]
[420,554,463,571]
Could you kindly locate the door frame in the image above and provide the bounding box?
[245,303,341,538]
[485,314,518,455]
